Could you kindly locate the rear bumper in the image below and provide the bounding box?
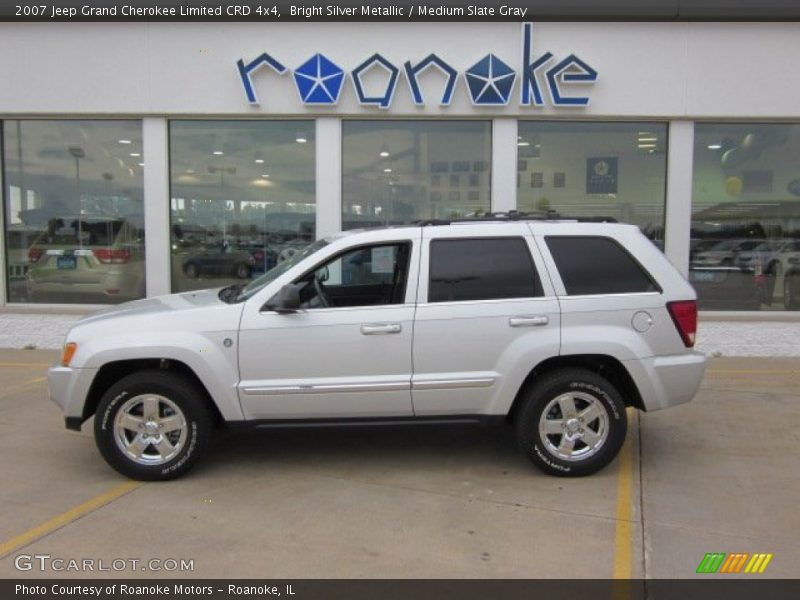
[48,365,98,428]
[624,351,707,411]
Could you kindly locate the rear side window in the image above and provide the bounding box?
[546,236,659,295]
[429,238,542,302]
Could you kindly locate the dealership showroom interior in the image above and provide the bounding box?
[0,0,799,586]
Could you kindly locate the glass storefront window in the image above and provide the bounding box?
[691,123,800,311]
[3,120,145,304]
[342,121,491,228]
[169,121,315,293]
[516,122,667,247]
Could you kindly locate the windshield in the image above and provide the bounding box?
[235,239,329,302]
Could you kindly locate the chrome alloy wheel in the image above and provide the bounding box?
[113,394,188,466]
[538,391,610,461]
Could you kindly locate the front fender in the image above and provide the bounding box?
[78,331,244,422]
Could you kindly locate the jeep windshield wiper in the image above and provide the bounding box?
[218,283,245,304]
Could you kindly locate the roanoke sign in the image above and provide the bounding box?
[236,23,598,109]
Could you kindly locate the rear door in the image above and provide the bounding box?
[411,224,561,416]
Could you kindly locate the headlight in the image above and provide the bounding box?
[61,342,77,367]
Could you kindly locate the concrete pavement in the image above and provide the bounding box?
[0,349,797,578]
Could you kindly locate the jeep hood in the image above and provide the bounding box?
[76,288,234,327]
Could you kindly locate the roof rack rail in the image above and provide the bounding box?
[413,211,618,226]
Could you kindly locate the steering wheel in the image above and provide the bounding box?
[313,275,330,308]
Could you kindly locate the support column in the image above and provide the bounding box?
[491,118,518,213]
[665,120,695,278]
[143,118,171,297]
[315,118,342,238]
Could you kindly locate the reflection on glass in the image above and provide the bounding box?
[3,120,145,304]
[516,122,667,247]
[342,121,491,228]
[169,121,316,293]
[691,123,800,311]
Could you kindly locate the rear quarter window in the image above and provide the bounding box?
[545,236,659,295]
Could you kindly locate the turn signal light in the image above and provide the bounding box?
[61,342,77,367]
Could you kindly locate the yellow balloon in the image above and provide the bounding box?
[725,176,743,197]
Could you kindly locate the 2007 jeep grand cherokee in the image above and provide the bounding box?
[49,215,706,480]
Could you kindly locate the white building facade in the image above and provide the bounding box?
[2,20,800,313]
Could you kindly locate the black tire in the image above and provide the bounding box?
[184,262,199,279]
[234,262,251,279]
[785,275,800,310]
[761,262,779,306]
[94,370,213,481]
[515,368,627,477]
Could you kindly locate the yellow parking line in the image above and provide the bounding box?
[0,362,51,368]
[0,481,142,558]
[707,369,800,374]
[613,410,634,580]
[0,376,47,400]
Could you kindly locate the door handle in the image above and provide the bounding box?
[360,323,402,335]
[509,315,549,327]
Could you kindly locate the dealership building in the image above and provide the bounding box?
[2,14,800,317]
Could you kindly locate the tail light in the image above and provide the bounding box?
[667,300,698,348]
[253,250,264,262]
[94,248,131,264]
[28,247,43,263]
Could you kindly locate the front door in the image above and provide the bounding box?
[238,239,419,420]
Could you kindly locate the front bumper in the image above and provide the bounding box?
[48,365,98,429]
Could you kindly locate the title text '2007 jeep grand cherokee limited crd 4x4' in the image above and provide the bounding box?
[49,214,706,480]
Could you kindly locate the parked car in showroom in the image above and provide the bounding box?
[691,238,765,268]
[182,241,255,280]
[733,239,800,305]
[49,213,705,480]
[26,216,145,304]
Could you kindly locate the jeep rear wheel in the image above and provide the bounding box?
[94,370,212,481]
[516,368,627,477]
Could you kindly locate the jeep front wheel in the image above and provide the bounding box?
[516,368,627,477]
[94,370,212,481]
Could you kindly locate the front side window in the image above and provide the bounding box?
[169,120,316,294]
[428,238,542,303]
[342,121,491,229]
[295,242,411,309]
[516,121,668,249]
[691,123,800,311]
[546,236,658,296]
[3,120,145,304]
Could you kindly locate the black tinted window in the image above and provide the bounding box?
[429,238,542,302]
[546,236,658,295]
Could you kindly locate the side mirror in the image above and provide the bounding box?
[263,283,302,313]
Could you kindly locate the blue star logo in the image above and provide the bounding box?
[293,54,344,105]
[465,54,516,105]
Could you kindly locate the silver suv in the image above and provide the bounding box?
[49,215,706,480]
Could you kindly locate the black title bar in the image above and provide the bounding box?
[3,0,800,21]
[6,580,800,600]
